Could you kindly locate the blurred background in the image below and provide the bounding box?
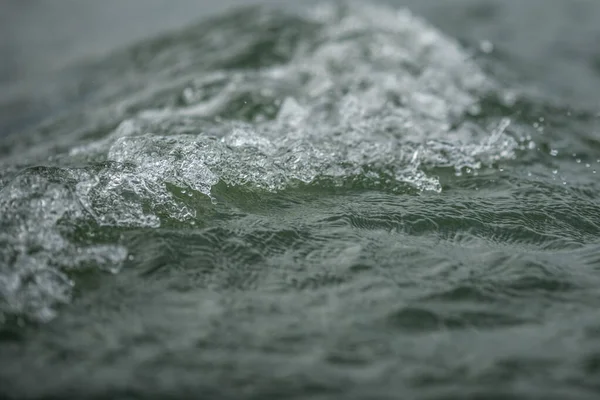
[2,0,600,137]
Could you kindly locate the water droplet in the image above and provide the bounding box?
[552,170,558,174]
[479,40,494,53]
[550,149,558,156]
[576,159,581,163]
[586,164,591,168]
[501,91,517,107]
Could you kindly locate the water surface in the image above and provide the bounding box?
[1,2,600,399]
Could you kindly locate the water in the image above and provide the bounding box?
[1,2,600,399]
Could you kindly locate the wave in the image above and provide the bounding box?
[0,2,550,325]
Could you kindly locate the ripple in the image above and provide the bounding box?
[2,1,600,399]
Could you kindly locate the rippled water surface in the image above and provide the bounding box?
[2,2,600,399]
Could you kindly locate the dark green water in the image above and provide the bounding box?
[1,2,600,399]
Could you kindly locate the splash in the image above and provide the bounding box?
[0,2,523,322]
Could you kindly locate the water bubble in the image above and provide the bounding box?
[501,91,517,107]
[479,40,494,53]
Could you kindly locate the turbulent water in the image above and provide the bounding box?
[1,2,600,399]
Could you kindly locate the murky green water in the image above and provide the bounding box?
[1,3,600,399]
